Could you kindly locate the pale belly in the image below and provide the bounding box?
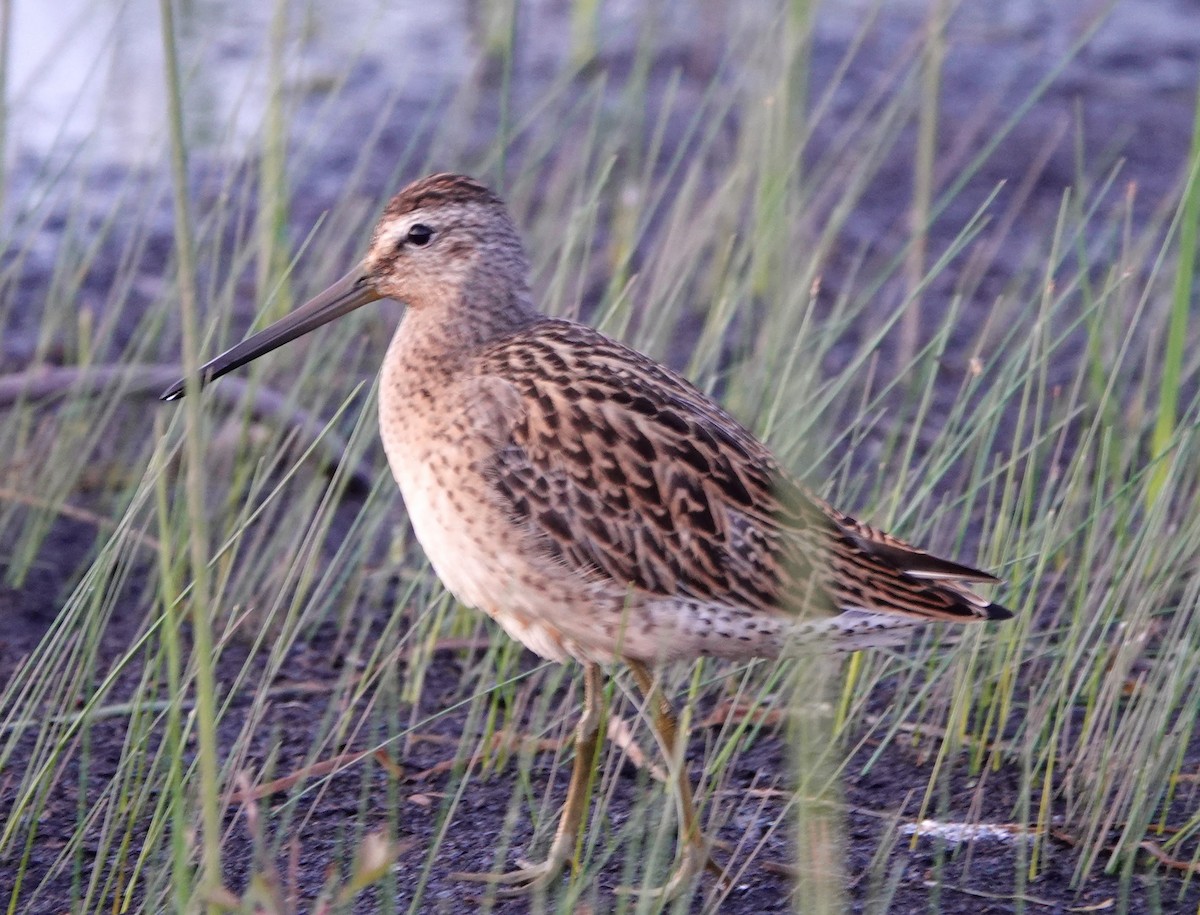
[375,360,795,666]
[379,410,590,662]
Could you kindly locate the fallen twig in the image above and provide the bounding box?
[406,729,566,782]
[606,714,668,782]
[0,363,373,490]
[0,485,161,551]
[230,748,377,802]
[1051,827,1200,876]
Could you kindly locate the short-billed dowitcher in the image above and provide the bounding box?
[163,173,1011,896]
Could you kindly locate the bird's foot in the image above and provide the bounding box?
[616,838,728,900]
[451,845,572,896]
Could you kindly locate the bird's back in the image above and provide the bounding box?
[469,319,1010,650]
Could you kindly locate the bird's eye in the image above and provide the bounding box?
[406,224,434,246]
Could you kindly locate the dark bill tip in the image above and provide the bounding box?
[160,266,381,402]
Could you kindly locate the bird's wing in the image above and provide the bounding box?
[476,320,1009,623]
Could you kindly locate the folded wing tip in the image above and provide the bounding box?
[984,601,1014,622]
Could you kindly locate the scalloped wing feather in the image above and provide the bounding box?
[477,320,1009,627]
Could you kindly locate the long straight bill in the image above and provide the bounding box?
[161,266,381,401]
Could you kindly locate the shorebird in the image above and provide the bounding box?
[163,173,1011,896]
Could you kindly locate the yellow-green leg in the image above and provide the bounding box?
[626,658,726,898]
[453,661,604,893]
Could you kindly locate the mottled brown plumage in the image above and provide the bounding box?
[478,320,1004,626]
[164,172,1011,896]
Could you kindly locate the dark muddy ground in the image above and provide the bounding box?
[5,562,1198,914]
[4,2,1200,912]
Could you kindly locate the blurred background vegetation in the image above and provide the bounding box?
[1,1,1200,912]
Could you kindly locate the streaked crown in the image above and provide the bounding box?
[362,173,532,317]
